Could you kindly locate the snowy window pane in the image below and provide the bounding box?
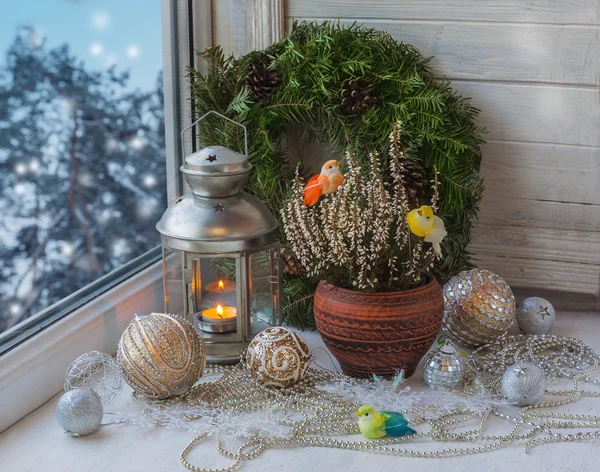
[0,1,166,337]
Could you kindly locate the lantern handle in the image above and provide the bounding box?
[180,111,248,159]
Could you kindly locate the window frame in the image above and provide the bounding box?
[0,0,212,433]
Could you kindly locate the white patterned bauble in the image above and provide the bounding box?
[246,327,310,388]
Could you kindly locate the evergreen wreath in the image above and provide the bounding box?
[188,22,485,328]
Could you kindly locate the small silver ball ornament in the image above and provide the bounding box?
[422,340,466,390]
[501,361,547,406]
[516,297,555,335]
[56,388,103,437]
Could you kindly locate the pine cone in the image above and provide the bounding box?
[281,250,303,276]
[340,78,377,113]
[246,58,281,101]
[400,160,429,203]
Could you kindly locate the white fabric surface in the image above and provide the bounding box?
[2,312,600,472]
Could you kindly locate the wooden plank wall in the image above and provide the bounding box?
[213,1,600,301]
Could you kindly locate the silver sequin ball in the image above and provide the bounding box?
[422,340,466,390]
[501,361,547,406]
[56,388,103,437]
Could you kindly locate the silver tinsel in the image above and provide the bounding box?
[56,388,103,437]
[501,361,547,406]
[516,297,555,335]
[422,340,466,390]
[64,351,123,405]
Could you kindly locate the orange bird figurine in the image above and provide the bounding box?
[303,160,344,206]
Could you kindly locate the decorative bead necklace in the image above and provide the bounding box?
[132,335,600,472]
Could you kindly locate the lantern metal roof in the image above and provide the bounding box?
[156,191,278,253]
[156,111,278,253]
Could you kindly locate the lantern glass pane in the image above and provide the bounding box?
[249,248,280,335]
[163,247,185,316]
[189,255,240,338]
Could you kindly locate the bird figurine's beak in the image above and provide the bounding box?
[355,412,361,417]
[335,161,341,166]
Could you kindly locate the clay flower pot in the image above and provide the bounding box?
[313,274,444,378]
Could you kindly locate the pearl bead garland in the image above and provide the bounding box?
[129,335,600,471]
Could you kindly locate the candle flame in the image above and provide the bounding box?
[218,280,225,290]
[216,304,223,318]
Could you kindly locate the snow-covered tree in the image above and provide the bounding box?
[0,28,166,332]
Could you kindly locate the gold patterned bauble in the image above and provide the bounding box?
[246,327,310,388]
[117,313,205,399]
[442,269,515,348]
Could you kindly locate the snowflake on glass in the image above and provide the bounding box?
[64,351,123,405]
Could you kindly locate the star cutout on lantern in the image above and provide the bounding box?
[206,154,218,163]
[214,203,225,212]
[538,305,552,319]
[232,180,241,191]
[514,367,528,378]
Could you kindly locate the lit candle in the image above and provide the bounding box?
[199,304,237,333]
[204,279,237,308]
[202,304,237,320]
[205,279,236,293]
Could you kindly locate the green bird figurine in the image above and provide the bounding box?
[356,405,416,439]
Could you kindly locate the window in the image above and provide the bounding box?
[0,0,166,352]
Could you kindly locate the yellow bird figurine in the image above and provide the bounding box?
[303,160,344,206]
[356,405,416,439]
[406,205,447,256]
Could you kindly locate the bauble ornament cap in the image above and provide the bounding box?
[516,297,555,335]
[247,327,310,388]
[501,361,547,406]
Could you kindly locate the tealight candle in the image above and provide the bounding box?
[199,304,237,333]
[205,279,236,293]
[204,279,237,308]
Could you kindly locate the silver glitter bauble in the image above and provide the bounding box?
[501,361,547,406]
[64,351,123,405]
[422,340,466,390]
[516,297,555,335]
[56,388,103,437]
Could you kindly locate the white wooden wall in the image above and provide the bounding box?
[211,1,600,302]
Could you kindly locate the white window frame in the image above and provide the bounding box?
[0,0,212,433]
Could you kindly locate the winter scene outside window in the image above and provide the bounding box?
[0,1,166,337]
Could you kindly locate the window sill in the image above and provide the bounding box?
[1,312,600,471]
[0,260,164,433]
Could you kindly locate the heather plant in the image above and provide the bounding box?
[282,123,441,292]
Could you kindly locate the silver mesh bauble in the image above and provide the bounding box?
[64,351,123,405]
[422,340,466,390]
[56,388,103,437]
[516,297,555,335]
[501,361,547,406]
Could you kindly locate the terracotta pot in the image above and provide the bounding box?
[313,275,444,378]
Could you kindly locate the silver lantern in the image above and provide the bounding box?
[157,111,281,364]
